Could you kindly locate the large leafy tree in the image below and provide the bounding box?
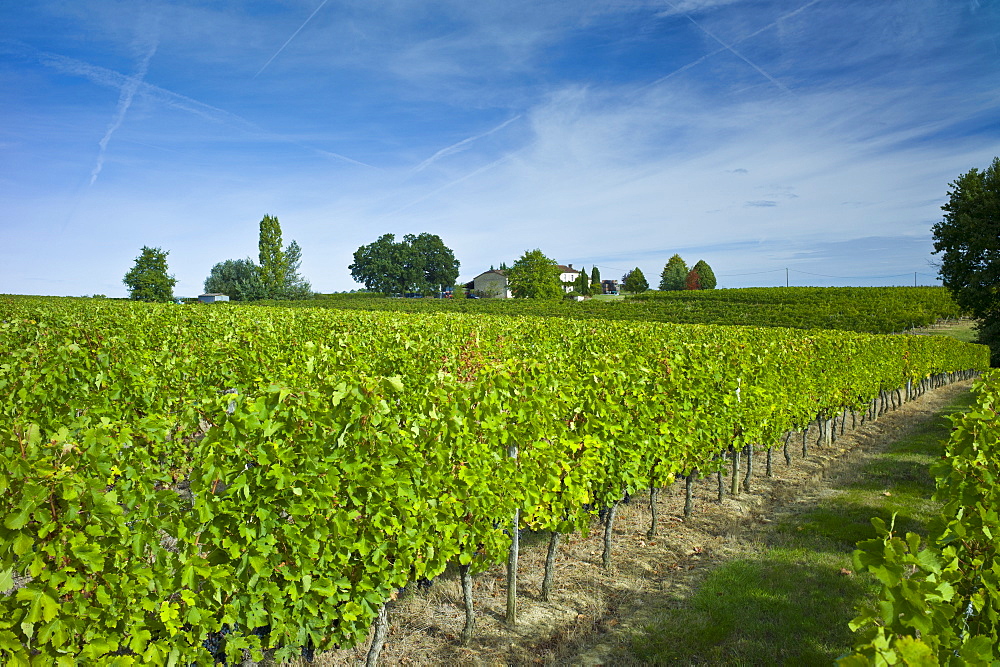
[659,254,688,291]
[408,233,461,291]
[203,258,263,301]
[349,233,459,295]
[932,157,1000,365]
[623,267,649,293]
[123,246,177,302]
[692,259,717,289]
[507,249,563,299]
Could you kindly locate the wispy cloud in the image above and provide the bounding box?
[4,41,373,168]
[383,154,515,219]
[413,115,522,172]
[254,0,330,78]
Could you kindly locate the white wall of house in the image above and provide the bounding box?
[473,271,511,298]
[558,265,581,293]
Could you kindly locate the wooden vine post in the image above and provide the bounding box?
[602,499,620,570]
[717,452,726,502]
[684,470,697,518]
[742,444,753,493]
[365,603,390,667]
[730,445,741,496]
[505,443,519,626]
[647,484,660,537]
[459,563,475,645]
[541,531,560,602]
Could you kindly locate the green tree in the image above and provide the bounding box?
[659,254,688,291]
[623,267,649,293]
[692,259,717,289]
[258,214,288,298]
[408,233,461,292]
[507,249,563,299]
[203,258,263,301]
[574,266,591,296]
[278,240,313,299]
[591,266,601,293]
[349,233,459,295]
[932,157,1000,365]
[122,246,177,302]
[350,234,404,294]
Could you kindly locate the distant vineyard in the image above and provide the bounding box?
[0,296,987,664]
[280,286,965,334]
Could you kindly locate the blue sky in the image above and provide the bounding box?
[2,0,998,296]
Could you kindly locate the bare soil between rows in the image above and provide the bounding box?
[306,381,972,667]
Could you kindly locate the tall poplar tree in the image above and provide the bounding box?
[258,214,287,299]
[574,266,591,295]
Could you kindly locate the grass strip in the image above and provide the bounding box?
[630,390,977,665]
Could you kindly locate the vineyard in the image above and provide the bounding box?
[295,286,964,334]
[0,294,990,664]
[842,371,1000,664]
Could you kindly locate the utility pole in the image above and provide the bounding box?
[914,272,917,287]
[786,268,789,288]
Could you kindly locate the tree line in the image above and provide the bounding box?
[120,152,998,350]
[121,215,312,302]
[620,256,717,294]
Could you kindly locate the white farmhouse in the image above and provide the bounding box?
[556,264,581,292]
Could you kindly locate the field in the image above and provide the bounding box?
[0,291,992,664]
[293,286,965,334]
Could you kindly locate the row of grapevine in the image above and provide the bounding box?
[0,296,989,664]
[840,371,1000,665]
[296,286,964,334]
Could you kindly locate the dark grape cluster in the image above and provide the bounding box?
[201,624,233,664]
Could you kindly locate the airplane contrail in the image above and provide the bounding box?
[90,39,158,185]
[413,115,522,173]
[6,41,375,168]
[644,0,822,91]
[254,0,330,78]
[676,6,792,94]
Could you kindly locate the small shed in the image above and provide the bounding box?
[198,293,230,304]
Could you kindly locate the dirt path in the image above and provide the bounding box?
[311,381,972,667]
